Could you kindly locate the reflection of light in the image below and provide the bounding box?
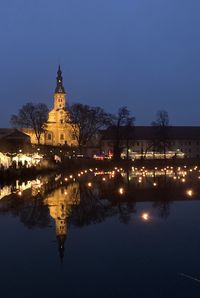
[87,182,92,187]
[141,212,150,221]
[186,189,193,197]
[118,187,124,195]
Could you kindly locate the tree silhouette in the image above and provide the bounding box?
[10,102,48,145]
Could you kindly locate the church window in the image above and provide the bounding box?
[47,133,52,140]
[60,133,64,140]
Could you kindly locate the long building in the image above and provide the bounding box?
[100,126,200,159]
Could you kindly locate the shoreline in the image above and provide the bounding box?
[1,157,200,185]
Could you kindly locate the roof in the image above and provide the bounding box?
[55,65,65,94]
[101,126,200,140]
[0,129,30,141]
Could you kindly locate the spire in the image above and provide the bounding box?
[57,235,66,263]
[55,65,65,94]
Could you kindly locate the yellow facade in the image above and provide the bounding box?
[24,66,78,147]
[44,183,80,259]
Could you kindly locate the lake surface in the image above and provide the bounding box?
[1,166,200,298]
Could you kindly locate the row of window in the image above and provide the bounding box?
[47,133,65,141]
[103,141,200,147]
[134,141,200,146]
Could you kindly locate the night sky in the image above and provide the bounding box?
[1,0,200,127]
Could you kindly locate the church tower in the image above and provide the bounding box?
[23,65,78,146]
[54,65,66,110]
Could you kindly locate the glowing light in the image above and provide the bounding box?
[69,175,73,179]
[18,191,22,196]
[102,177,106,181]
[181,178,186,183]
[141,212,150,221]
[153,182,157,187]
[186,189,193,197]
[87,182,92,187]
[64,178,68,181]
[118,187,124,195]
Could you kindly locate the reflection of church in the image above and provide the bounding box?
[44,183,80,260]
[24,66,78,146]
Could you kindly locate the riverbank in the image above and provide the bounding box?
[1,157,200,185]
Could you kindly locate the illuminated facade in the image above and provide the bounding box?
[24,66,78,147]
[44,183,80,260]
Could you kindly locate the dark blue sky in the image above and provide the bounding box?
[1,0,200,127]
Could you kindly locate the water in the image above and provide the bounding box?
[1,167,200,297]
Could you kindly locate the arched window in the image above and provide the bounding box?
[47,133,52,140]
[60,133,64,140]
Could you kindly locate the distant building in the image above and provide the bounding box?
[24,66,78,147]
[0,128,30,152]
[101,126,200,159]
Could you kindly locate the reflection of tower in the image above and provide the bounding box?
[44,183,80,261]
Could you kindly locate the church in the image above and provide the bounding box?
[24,66,78,147]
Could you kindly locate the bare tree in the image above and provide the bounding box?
[68,103,110,150]
[110,106,135,160]
[152,110,170,157]
[10,102,49,145]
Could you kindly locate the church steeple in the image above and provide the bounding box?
[57,235,66,263]
[55,65,65,94]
